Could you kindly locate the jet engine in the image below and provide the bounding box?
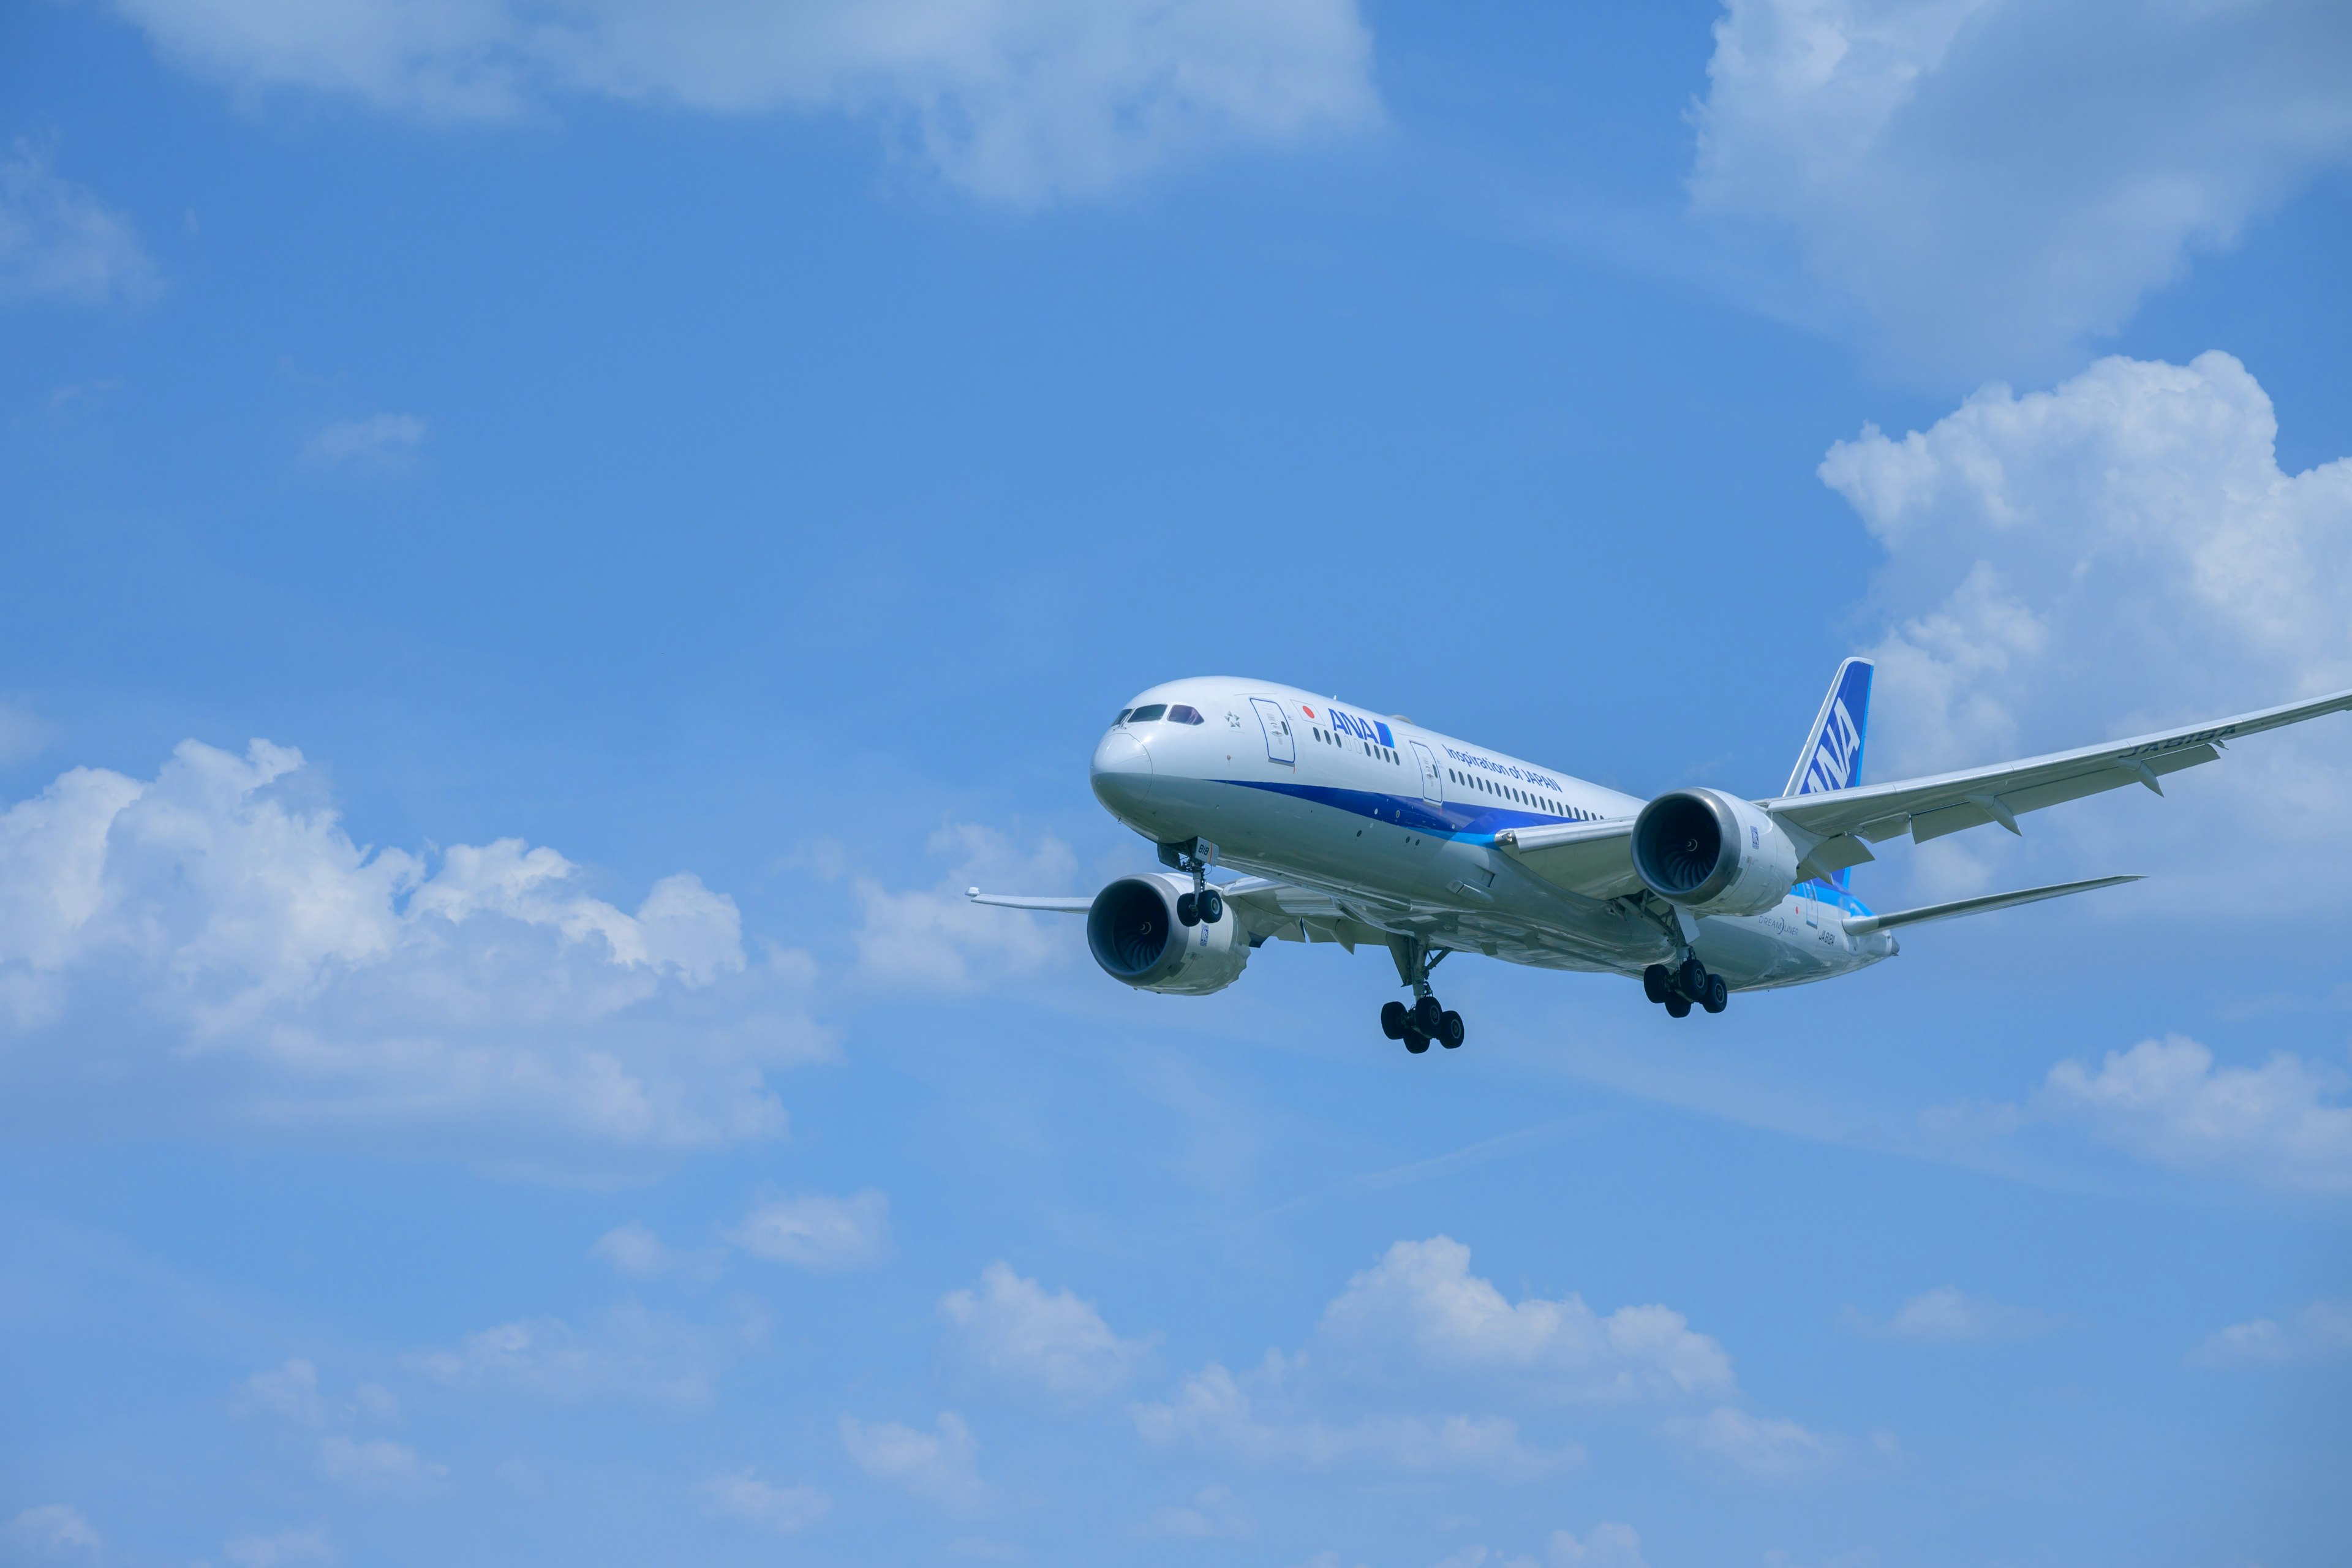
[1085,873,1251,995]
[1630,788,1800,918]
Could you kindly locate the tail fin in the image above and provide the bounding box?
[1785,657,1874,889]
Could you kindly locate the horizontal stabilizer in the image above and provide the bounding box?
[1841,874,2143,936]
[967,888,1093,913]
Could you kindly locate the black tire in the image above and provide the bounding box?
[1439,1011,1465,1049]
[1664,993,1692,1019]
[1411,996,1444,1036]
[1404,1030,1431,1054]
[1703,974,1728,1013]
[1177,891,1198,927]
[1197,888,1224,924]
[1380,1000,1408,1040]
[1678,957,1709,999]
[1643,963,1672,1004]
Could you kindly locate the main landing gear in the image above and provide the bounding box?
[1643,956,1728,1018]
[1164,839,1225,927]
[1382,937,1465,1054]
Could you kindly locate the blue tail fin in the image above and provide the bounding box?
[1785,658,1874,889]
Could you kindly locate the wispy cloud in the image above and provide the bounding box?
[2190,1299,2352,1367]
[1843,1286,2057,1343]
[299,412,428,475]
[840,1412,988,1513]
[0,140,158,306]
[695,1468,831,1534]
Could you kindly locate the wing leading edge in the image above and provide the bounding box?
[1766,685,2352,854]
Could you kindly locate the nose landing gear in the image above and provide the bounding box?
[1381,937,1465,1054]
[1163,839,1226,928]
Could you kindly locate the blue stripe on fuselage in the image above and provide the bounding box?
[1217,778,1553,841]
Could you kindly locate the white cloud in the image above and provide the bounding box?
[0,141,158,306]
[408,1303,746,1403]
[2190,1299,2352,1368]
[695,1468,832,1534]
[221,1529,336,1568]
[1131,1357,1577,1479]
[850,824,1080,990]
[840,1412,987,1513]
[1669,1404,1843,1478]
[1846,1286,2055,1343]
[1,1505,102,1558]
[939,1261,1148,1402]
[299,413,426,475]
[1314,1237,1735,1400]
[109,0,1377,206]
[1819,352,2352,907]
[589,1221,679,1277]
[315,1436,447,1498]
[1134,1484,1253,1539]
[1545,1523,1647,1568]
[731,1189,890,1270]
[2008,1035,2352,1195]
[0,700,51,766]
[0,738,823,1163]
[236,1358,331,1425]
[1691,1,2352,371]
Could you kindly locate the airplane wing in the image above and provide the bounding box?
[966,889,1093,912]
[1841,874,2142,935]
[1766,685,2352,864]
[1493,819,1642,899]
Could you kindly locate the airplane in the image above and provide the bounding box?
[969,661,2352,1052]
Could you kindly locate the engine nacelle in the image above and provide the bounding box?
[1085,873,1251,995]
[1630,788,1801,918]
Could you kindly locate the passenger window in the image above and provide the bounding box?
[1129,703,1167,723]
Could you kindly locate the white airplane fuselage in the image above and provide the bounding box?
[1091,677,1894,992]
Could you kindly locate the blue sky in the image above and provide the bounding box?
[4,2,2350,1565]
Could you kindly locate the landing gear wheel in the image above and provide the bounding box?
[1177,891,1199,927]
[1438,1011,1465,1049]
[1380,1001,1408,1040]
[1702,974,1728,1014]
[1678,957,1709,1000]
[1643,964,1672,1004]
[1411,996,1444,1036]
[1403,1030,1431,1054]
[1196,888,1223,923]
[1664,994,1692,1019]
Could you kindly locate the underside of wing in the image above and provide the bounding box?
[1841,874,2143,935]
[1493,819,1642,899]
[1768,685,2352,847]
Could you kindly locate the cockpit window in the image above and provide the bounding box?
[1167,704,1204,725]
[1128,703,1167,723]
[1114,709,1133,725]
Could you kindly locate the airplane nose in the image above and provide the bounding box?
[1091,729,1154,813]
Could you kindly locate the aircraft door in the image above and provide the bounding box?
[1250,698,1296,765]
[1410,741,1442,803]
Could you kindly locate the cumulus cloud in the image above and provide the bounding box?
[1131,1357,1578,1478]
[731,1189,890,1270]
[109,0,1377,206]
[2190,1299,2352,1368]
[0,738,823,1163]
[939,1261,1149,1402]
[1945,1035,2352,1195]
[840,1412,987,1513]
[315,1436,447,1498]
[588,1221,677,1276]
[299,413,426,475]
[221,1529,335,1568]
[850,824,1080,990]
[1133,1485,1253,1539]
[1820,352,2352,906]
[408,1303,748,1403]
[1691,0,2352,371]
[0,141,158,306]
[236,1358,333,1425]
[1314,1237,1735,1400]
[1544,1523,1648,1567]
[695,1468,832,1534]
[1,1505,102,1558]
[1844,1286,2056,1342]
